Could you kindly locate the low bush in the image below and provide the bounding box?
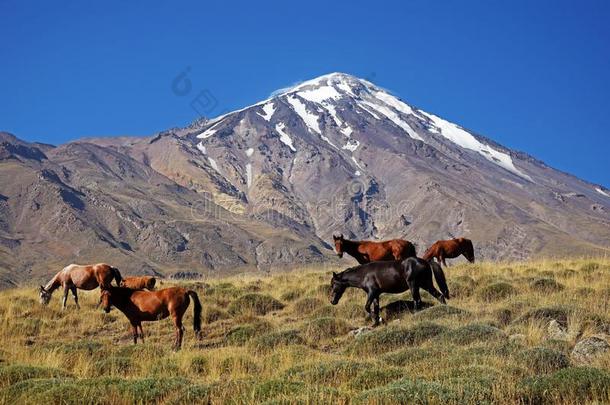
[519,367,610,404]
[302,317,351,340]
[250,330,304,352]
[0,365,71,387]
[348,322,448,355]
[477,282,517,302]
[228,293,284,316]
[439,323,505,345]
[517,347,570,374]
[530,278,564,293]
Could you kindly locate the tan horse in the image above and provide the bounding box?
[39,263,122,309]
[100,286,202,350]
[422,238,475,266]
[333,234,417,264]
[120,276,156,290]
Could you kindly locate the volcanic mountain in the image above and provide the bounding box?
[1,73,609,286]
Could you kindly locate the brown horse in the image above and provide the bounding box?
[422,237,475,266]
[333,234,416,264]
[39,263,122,309]
[120,276,156,290]
[100,286,201,350]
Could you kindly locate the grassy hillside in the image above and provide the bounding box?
[1,259,609,404]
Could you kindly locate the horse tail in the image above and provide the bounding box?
[187,290,202,335]
[430,261,450,299]
[111,267,123,287]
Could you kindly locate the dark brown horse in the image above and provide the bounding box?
[333,234,416,264]
[100,286,201,350]
[120,276,156,290]
[330,257,449,326]
[422,237,475,266]
[39,263,122,309]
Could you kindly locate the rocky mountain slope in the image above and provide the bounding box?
[1,73,609,285]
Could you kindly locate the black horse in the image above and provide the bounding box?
[330,257,449,326]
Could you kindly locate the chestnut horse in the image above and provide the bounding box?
[422,237,475,266]
[39,263,122,309]
[120,276,156,290]
[333,234,416,264]
[100,286,201,350]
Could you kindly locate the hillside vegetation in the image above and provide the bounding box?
[1,259,609,404]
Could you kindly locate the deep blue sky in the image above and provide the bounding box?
[1,0,609,186]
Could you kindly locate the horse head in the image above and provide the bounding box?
[332,234,345,258]
[39,286,51,305]
[329,272,347,305]
[100,289,113,313]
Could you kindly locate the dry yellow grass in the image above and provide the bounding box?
[0,258,609,404]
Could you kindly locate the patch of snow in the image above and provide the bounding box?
[286,96,321,134]
[351,156,365,172]
[335,81,356,97]
[246,148,254,157]
[341,126,353,137]
[298,85,343,103]
[246,163,252,188]
[360,100,423,141]
[275,123,296,152]
[596,187,610,197]
[257,102,276,121]
[357,103,380,120]
[196,142,207,154]
[343,139,360,152]
[208,157,219,172]
[374,91,415,116]
[420,111,532,181]
[354,170,361,177]
[198,121,223,139]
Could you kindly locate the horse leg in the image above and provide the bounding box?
[440,255,448,267]
[372,296,382,326]
[130,322,139,344]
[70,287,80,309]
[62,286,69,310]
[423,284,446,305]
[364,292,374,321]
[138,324,145,342]
[409,282,422,310]
[172,314,184,350]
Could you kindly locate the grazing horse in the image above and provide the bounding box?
[422,237,475,266]
[329,257,449,326]
[100,286,202,350]
[120,276,156,290]
[39,263,122,309]
[332,234,416,264]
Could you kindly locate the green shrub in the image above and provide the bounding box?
[250,330,304,352]
[440,323,505,345]
[477,282,517,301]
[285,360,372,386]
[516,306,571,328]
[217,356,259,375]
[92,356,132,376]
[517,347,570,374]
[0,365,71,387]
[348,367,405,390]
[381,347,438,367]
[355,378,460,404]
[449,275,477,298]
[189,356,209,375]
[413,305,469,321]
[225,320,272,345]
[519,367,610,404]
[348,322,448,355]
[530,278,564,293]
[302,317,351,340]
[293,297,325,315]
[202,306,230,324]
[228,294,284,316]
[166,384,210,404]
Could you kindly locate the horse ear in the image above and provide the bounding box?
[340,233,344,240]
[332,272,337,278]
[39,285,45,291]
